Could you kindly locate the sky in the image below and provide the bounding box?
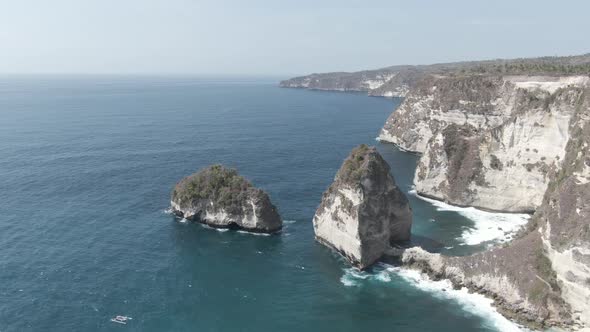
[1,0,589,76]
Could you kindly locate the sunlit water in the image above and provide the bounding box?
[0,77,527,331]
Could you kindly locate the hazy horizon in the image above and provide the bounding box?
[2,0,589,76]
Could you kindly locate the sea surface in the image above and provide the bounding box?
[0,77,529,331]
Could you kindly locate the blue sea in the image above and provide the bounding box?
[0,77,529,331]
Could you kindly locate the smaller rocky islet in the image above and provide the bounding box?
[171,164,282,233]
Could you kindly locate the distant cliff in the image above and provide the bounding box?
[280,54,590,98]
[280,67,408,96]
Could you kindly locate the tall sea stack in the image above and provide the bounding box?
[313,145,412,269]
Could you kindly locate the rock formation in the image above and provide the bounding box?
[380,74,588,212]
[313,145,412,269]
[171,165,282,233]
[283,55,590,329]
[394,89,590,330]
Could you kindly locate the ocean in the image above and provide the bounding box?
[0,76,529,331]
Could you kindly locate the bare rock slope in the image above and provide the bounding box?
[400,89,590,330]
[381,74,588,212]
[313,145,412,269]
[171,165,282,233]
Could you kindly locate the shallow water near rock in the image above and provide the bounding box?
[0,77,527,331]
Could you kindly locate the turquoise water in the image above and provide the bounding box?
[0,77,522,331]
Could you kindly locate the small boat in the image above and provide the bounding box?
[110,315,133,324]
[110,318,126,325]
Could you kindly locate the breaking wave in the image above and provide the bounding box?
[341,264,528,332]
[409,189,530,245]
[200,223,229,232]
[236,230,271,236]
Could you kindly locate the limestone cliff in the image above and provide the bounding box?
[313,145,412,269]
[398,89,590,330]
[378,75,514,152]
[379,75,589,153]
[171,165,282,233]
[380,74,588,212]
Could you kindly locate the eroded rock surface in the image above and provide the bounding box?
[171,165,282,233]
[313,145,412,269]
[397,90,590,330]
[383,74,588,212]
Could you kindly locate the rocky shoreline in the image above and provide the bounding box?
[282,54,590,331]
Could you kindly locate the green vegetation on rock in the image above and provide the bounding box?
[337,144,372,184]
[172,165,255,215]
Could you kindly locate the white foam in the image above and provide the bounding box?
[200,223,229,232]
[340,264,529,331]
[163,207,174,214]
[179,218,188,224]
[283,220,297,224]
[393,267,529,332]
[236,230,271,236]
[340,268,370,287]
[409,189,530,246]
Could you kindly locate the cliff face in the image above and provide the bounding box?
[378,75,514,152]
[171,165,282,233]
[313,145,412,269]
[279,69,402,93]
[399,89,590,330]
[537,90,590,328]
[379,75,588,212]
[414,84,585,212]
[379,75,589,153]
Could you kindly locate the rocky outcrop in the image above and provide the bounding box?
[395,89,590,330]
[380,74,588,212]
[313,145,412,269]
[399,238,571,330]
[171,165,282,233]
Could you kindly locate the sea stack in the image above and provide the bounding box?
[313,145,412,269]
[171,165,282,233]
